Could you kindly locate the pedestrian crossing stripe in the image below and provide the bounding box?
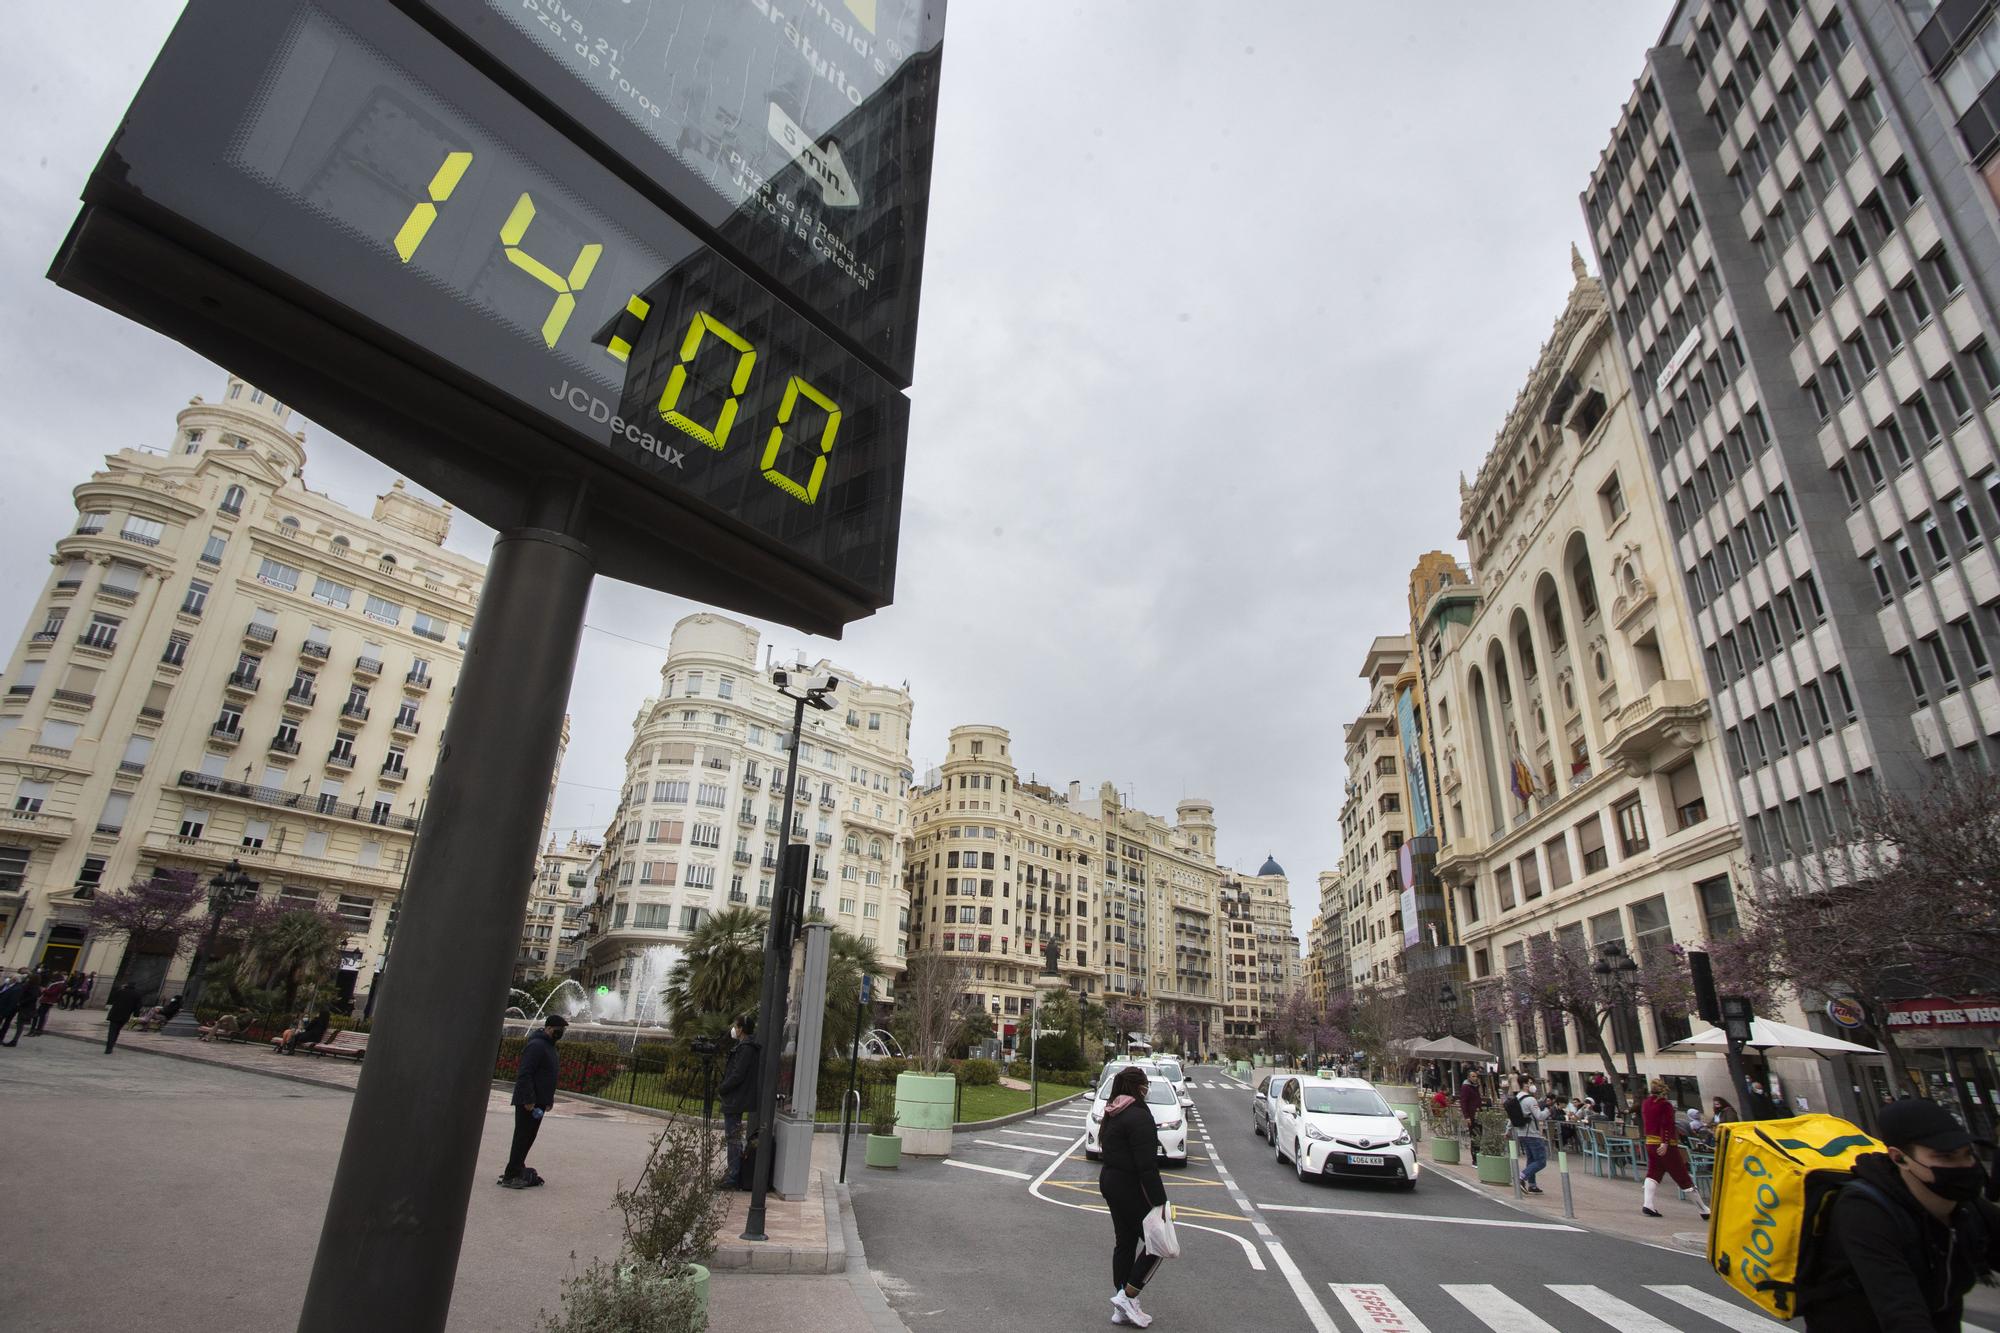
[1327,1283,1788,1332]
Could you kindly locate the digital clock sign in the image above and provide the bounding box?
[49,0,939,631]
[404,0,945,384]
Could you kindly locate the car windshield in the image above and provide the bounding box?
[1156,1061,1183,1081]
[1303,1087,1392,1117]
[1146,1081,1178,1107]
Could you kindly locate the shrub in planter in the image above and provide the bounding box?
[957,1058,1000,1086]
[536,1254,705,1333]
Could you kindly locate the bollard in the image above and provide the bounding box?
[1508,1138,1520,1197]
[1558,1150,1575,1220]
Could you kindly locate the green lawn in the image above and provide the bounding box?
[953,1081,1091,1123]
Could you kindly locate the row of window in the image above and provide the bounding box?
[1724,664,1858,776]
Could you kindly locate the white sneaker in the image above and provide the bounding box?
[1110,1294,1129,1325]
[1112,1292,1152,1328]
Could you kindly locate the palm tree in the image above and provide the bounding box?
[237,907,344,1011]
[663,906,767,1036]
[821,929,880,1058]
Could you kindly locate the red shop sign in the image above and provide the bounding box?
[1885,997,2000,1029]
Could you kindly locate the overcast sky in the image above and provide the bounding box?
[3,3,1670,946]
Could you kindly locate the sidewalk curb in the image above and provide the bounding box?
[710,1170,847,1275]
[1425,1148,1712,1257]
[837,1181,912,1333]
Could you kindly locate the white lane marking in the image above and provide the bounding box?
[1645,1285,1786,1331]
[1174,1220,1266,1271]
[1330,1283,1435,1331]
[1019,1124,1264,1272]
[943,1159,1032,1181]
[1966,1324,1997,1333]
[998,1129,1078,1141]
[1258,1203,1583,1232]
[971,1138,1061,1157]
[1201,1124,1340,1332]
[1549,1285,1682,1331]
[1442,1285,1561,1332]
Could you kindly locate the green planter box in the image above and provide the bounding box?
[894,1072,956,1130]
[1475,1152,1514,1184]
[1429,1136,1462,1164]
[687,1262,709,1318]
[865,1133,902,1168]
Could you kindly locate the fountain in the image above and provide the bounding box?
[496,946,683,1050]
[859,1028,903,1060]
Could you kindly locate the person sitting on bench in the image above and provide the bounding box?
[279,1008,331,1054]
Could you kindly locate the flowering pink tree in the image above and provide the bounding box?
[87,870,206,959]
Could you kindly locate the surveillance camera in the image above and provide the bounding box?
[772,668,790,689]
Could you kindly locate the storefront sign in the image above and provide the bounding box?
[1825,996,1865,1029]
[1885,997,2000,1029]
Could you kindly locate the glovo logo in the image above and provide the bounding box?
[1776,1134,1872,1157]
[1735,1150,1783,1291]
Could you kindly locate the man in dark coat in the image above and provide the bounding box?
[1458,1074,1485,1160]
[0,973,41,1046]
[1801,1099,1997,1332]
[501,1015,566,1188]
[103,981,144,1054]
[718,1014,761,1189]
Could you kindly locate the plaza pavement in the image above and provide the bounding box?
[7,1010,907,1332]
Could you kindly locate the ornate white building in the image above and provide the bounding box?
[580,614,914,1000]
[0,375,483,1008]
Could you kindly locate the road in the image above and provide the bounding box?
[850,1063,1835,1332]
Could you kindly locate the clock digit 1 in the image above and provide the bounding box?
[759,376,842,504]
[393,150,473,262]
[499,193,603,347]
[657,312,756,451]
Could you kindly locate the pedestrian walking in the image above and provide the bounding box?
[1799,1098,1997,1332]
[1513,1080,1550,1194]
[717,1013,760,1190]
[0,973,27,1046]
[1097,1064,1168,1328]
[1458,1073,1485,1160]
[103,981,143,1054]
[1640,1080,1709,1221]
[500,1014,565,1189]
[1746,1078,1784,1120]
[2,972,43,1044]
[31,973,65,1034]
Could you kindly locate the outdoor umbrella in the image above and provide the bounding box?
[1407,1035,1498,1061]
[1660,1017,1879,1060]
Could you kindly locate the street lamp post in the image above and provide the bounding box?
[1592,940,1642,1104]
[1437,980,1459,1089]
[742,663,837,1243]
[163,859,255,1037]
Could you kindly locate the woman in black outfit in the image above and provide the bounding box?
[1098,1065,1169,1327]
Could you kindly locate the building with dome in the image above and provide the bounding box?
[0,375,485,1008]
[1221,855,1296,1046]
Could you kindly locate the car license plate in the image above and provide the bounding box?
[1347,1153,1384,1166]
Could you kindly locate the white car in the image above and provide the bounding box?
[1083,1066,1189,1166]
[1272,1077,1417,1189]
[1252,1071,1302,1140]
[1152,1057,1194,1109]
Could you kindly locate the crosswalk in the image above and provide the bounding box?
[1323,1281,1998,1333]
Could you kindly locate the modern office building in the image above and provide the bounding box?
[1581,0,2000,1116]
[0,375,482,1007]
[1418,259,1749,1104]
[580,613,915,999]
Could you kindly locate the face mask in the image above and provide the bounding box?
[1914,1160,1986,1203]
[549,1029,563,1043]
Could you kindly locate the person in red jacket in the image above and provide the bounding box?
[1459,1074,1485,1160]
[1639,1079,1708,1220]
[30,973,65,1035]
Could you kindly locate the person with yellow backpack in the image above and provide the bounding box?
[1797,1100,1996,1332]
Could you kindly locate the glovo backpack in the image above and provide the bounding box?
[1707,1112,1885,1321]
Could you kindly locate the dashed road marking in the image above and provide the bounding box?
[943,1159,1032,1181]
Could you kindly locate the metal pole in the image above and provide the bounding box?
[162,900,226,1037]
[1558,1149,1575,1219]
[743,693,808,1241]
[840,979,866,1182]
[298,525,593,1333]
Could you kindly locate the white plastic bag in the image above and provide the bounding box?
[1140,1203,1180,1260]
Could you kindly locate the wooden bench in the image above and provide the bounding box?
[307,1030,369,1061]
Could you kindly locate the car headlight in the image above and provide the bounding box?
[1159,1119,1182,1131]
[1304,1124,1334,1141]
[1394,1133,1412,1147]
[1090,1110,1104,1123]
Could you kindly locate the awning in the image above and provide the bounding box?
[1661,1018,1879,1060]
[1407,1035,1499,1061]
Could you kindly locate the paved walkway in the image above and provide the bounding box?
[14,1011,906,1332]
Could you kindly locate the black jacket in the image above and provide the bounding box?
[512,1030,560,1110]
[1803,1152,2000,1333]
[1097,1098,1167,1208]
[106,983,144,1024]
[719,1038,761,1115]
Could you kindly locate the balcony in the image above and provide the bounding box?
[30,630,59,644]
[268,734,300,756]
[49,688,96,711]
[762,856,779,870]
[811,867,828,881]
[815,832,833,846]
[225,671,260,698]
[301,640,332,661]
[737,810,757,827]
[118,528,161,548]
[379,763,407,785]
[341,702,371,723]
[244,621,277,645]
[405,670,431,691]
[210,722,243,746]
[6,809,73,844]
[140,829,402,888]
[765,817,782,833]
[75,631,118,655]
[743,773,761,789]
[733,849,753,866]
[326,749,355,771]
[818,795,837,810]
[353,656,382,680]
[117,760,146,776]
[390,714,420,738]
[284,687,317,713]
[1601,678,1705,774]
[175,769,420,831]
